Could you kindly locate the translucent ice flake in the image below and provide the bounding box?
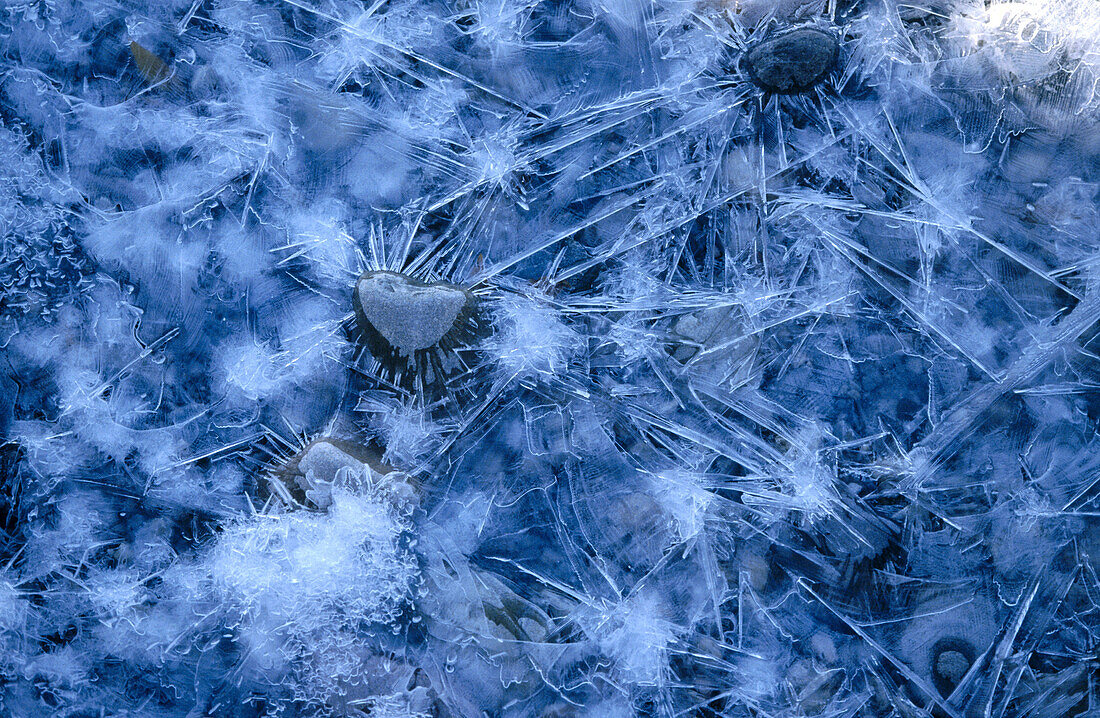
[577,592,678,687]
[357,392,452,467]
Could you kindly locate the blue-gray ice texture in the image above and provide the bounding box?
[1,0,1099,716]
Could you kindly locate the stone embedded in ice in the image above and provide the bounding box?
[283,438,401,509]
[294,439,370,509]
[744,28,838,93]
[298,439,362,480]
[355,271,471,357]
[670,304,758,384]
[934,649,970,685]
[672,306,745,362]
[931,639,975,696]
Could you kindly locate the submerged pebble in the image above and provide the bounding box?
[296,439,366,508]
[277,437,410,509]
[934,649,971,686]
[930,638,976,696]
[744,28,839,93]
[355,271,473,357]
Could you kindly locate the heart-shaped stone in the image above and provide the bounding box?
[744,28,838,94]
[355,271,472,357]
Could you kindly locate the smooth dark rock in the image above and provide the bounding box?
[744,28,839,93]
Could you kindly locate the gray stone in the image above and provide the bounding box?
[933,649,970,686]
[745,28,838,93]
[672,306,744,362]
[355,271,470,357]
[287,438,411,509]
[670,304,758,385]
[295,440,369,509]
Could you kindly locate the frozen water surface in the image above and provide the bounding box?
[1,0,1100,716]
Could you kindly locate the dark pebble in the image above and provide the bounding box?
[930,638,975,696]
[744,28,839,93]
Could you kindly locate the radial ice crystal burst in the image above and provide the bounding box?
[350,268,489,396]
[3,0,1100,716]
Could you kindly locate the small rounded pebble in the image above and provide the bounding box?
[930,638,976,697]
[744,28,839,93]
[294,439,366,509]
[933,649,970,685]
[355,271,472,357]
[275,437,410,509]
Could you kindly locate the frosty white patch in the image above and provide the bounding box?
[355,272,469,357]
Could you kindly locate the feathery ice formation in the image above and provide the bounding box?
[2,0,1100,716]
